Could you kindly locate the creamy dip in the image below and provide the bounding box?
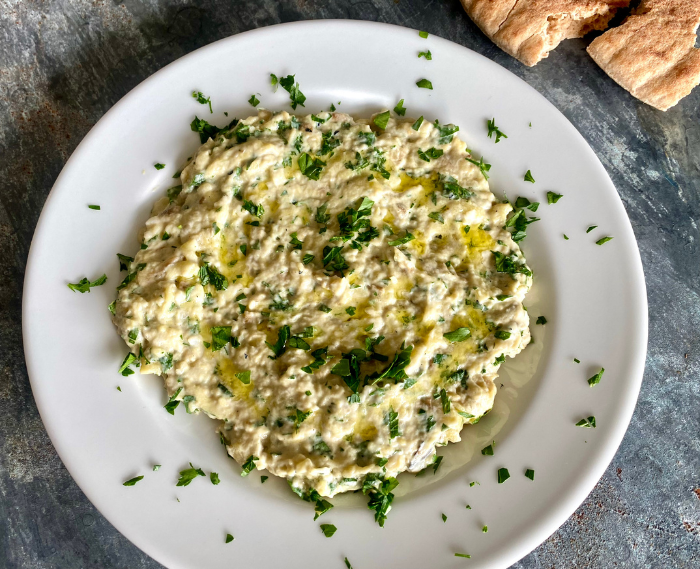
[112,109,532,501]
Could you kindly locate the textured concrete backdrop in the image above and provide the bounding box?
[1,1,699,567]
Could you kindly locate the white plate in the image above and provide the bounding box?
[23,20,647,569]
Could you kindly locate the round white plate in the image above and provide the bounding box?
[23,20,647,569]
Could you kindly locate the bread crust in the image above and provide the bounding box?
[461,0,630,66]
[587,0,700,111]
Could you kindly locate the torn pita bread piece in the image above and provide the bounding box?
[461,0,630,66]
[587,0,700,111]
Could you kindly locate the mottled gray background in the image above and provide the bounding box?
[1,1,699,567]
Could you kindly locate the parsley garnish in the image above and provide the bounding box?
[190,116,225,143]
[524,170,536,183]
[210,326,232,351]
[154,163,165,170]
[225,534,234,543]
[192,91,212,113]
[388,232,415,246]
[433,120,459,144]
[442,513,447,522]
[416,78,433,90]
[176,463,205,486]
[373,111,390,129]
[419,30,428,38]
[298,153,326,180]
[248,94,260,107]
[576,416,596,428]
[261,476,268,483]
[586,225,598,233]
[481,442,494,455]
[240,455,259,476]
[515,196,540,211]
[266,325,290,359]
[344,558,353,569]
[288,483,334,520]
[278,75,306,109]
[440,388,450,414]
[418,50,432,60]
[320,524,337,537]
[385,407,400,438]
[487,118,507,143]
[536,316,547,325]
[443,327,471,343]
[525,468,535,480]
[289,336,311,350]
[242,199,264,218]
[199,263,228,290]
[412,116,424,131]
[319,131,340,156]
[117,254,133,271]
[596,236,613,245]
[455,553,471,558]
[492,251,532,276]
[235,371,251,384]
[394,99,406,116]
[345,306,356,316]
[270,73,278,91]
[118,352,137,376]
[302,253,315,264]
[547,191,563,203]
[494,330,511,340]
[418,147,443,162]
[289,232,303,250]
[497,467,510,483]
[588,367,604,386]
[331,350,365,398]
[164,387,182,415]
[428,211,444,224]
[465,155,491,179]
[574,358,580,363]
[210,472,220,485]
[301,347,328,374]
[322,245,349,272]
[67,274,107,293]
[363,475,398,527]
[88,204,100,210]
[482,525,489,533]
[123,475,143,486]
[442,177,474,200]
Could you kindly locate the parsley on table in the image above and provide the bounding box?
[487,118,508,143]
[455,553,471,558]
[466,155,491,179]
[344,558,353,569]
[164,387,182,415]
[576,416,596,428]
[394,99,406,116]
[505,206,540,242]
[388,232,415,246]
[122,475,143,486]
[288,483,335,520]
[192,91,212,113]
[363,474,399,527]
[418,50,432,60]
[525,468,535,480]
[416,78,433,90]
[373,110,390,129]
[588,368,605,386]
[298,153,326,180]
[444,327,471,343]
[261,476,268,483]
[88,204,100,210]
[240,455,259,476]
[278,74,306,109]
[210,472,220,485]
[67,274,107,293]
[154,163,165,170]
[118,352,137,376]
[524,170,536,183]
[574,358,581,364]
[515,196,540,211]
[265,325,290,359]
[248,94,259,107]
[419,30,429,38]
[547,191,563,203]
[176,463,205,486]
[225,534,234,543]
[190,116,228,143]
[442,513,447,522]
[564,234,569,240]
[596,236,613,245]
[586,225,598,233]
[320,524,337,537]
[270,73,278,91]
[117,254,133,271]
[481,442,495,455]
[482,525,489,533]
[497,467,510,483]
[536,316,547,325]
[152,465,160,471]
[412,116,424,131]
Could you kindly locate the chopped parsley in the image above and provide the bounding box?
[418,50,432,60]
[443,327,471,343]
[122,475,143,486]
[191,91,212,113]
[190,116,228,143]
[487,118,507,143]
[547,191,563,203]
[322,246,349,273]
[536,316,547,325]
[320,524,337,537]
[117,253,133,271]
[289,336,310,350]
[373,110,390,129]
[418,147,443,162]
[576,416,596,428]
[524,170,536,183]
[88,204,100,210]
[154,163,165,170]
[433,119,459,144]
[164,387,182,415]
[494,330,511,340]
[278,74,306,109]
[492,251,532,276]
[588,368,604,386]
[176,463,205,486]
[235,370,251,384]
[596,236,613,245]
[482,525,489,533]
[363,474,398,527]
[288,483,334,520]
[394,99,407,116]
[265,325,290,359]
[428,211,445,224]
[199,263,228,290]
[465,155,491,179]
[574,358,581,364]
[388,232,415,246]
[210,472,220,485]
[514,196,540,211]
[301,347,329,375]
[419,30,428,38]
[248,94,260,107]
[225,534,234,543]
[497,467,510,483]
[152,464,160,471]
[412,116,424,131]
[240,455,259,476]
[345,306,356,316]
[481,442,494,455]
[270,73,278,91]
[525,468,535,480]
[261,476,268,483]
[302,253,315,264]
[385,407,400,438]
[210,326,233,351]
[416,78,433,90]
[298,152,326,180]
[344,558,353,569]
[118,352,137,376]
[67,274,107,293]
[242,199,264,218]
[455,553,471,558]
[505,206,540,242]
[289,232,303,250]
[586,225,598,233]
[442,513,447,522]
[440,388,450,414]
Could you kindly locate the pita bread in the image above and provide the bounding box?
[461,0,630,66]
[587,0,700,111]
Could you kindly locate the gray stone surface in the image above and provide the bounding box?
[1,1,698,567]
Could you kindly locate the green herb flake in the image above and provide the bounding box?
[345,558,353,569]
[497,467,510,483]
[444,327,471,343]
[487,118,508,143]
[428,211,445,224]
[248,94,260,107]
[588,368,605,387]
[564,234,569,240]
[439,388,450,414]
[586,225,598,233]
[596,236,613,245]
[88,204,100,210]
[525,468,535,480]
[192,91,212,113]
[418,50,432,60]
[320,523,337,537]
[393,99,407,116]
[225,533,234,543]
[298,152,326,180]
[261,476,268,483]
[524,170,535,183]
[176,463,205,486]
[465,155,491,180]
[419,30,429,38]
[547,191,563,203]
[388,232,415,246]
[67,274,107,293]
[576,416,596,428]
[373,110,391,130]
[416,78,433,90]
[455,553,471,558]
[235,370,251,384]
[574,358,580,363]
[481,442,494,456]
[385,407,400,438]
[536,316,547,325]
[482,525,489,533]
[442,513,447,522]
[154,163,165,170]
[240,455,259,476]
[278,74,306,109]
[210,472,220,485]
[122,475,143,486]
[412,116,424,131]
